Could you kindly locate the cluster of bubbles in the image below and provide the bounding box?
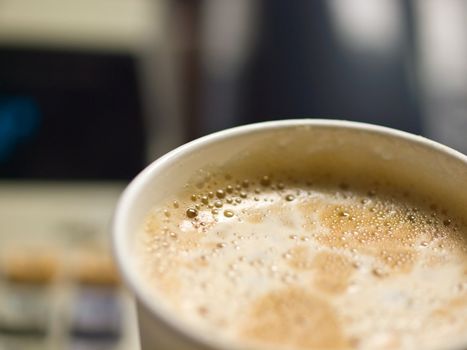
[324,193,457,244]
[154,173,465,273]
[149,172,465,275]
[182,175,300,220]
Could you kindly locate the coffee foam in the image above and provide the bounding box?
[134,162,467,350]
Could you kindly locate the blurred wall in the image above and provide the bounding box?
[173,0,467,153]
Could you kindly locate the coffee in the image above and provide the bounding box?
[134,163,467,350]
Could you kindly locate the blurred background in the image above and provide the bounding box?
[0,0,466,349]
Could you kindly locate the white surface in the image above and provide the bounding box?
[0,0,161,52]
[0,181,124,246]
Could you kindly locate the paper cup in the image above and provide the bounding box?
[113,120,467,350]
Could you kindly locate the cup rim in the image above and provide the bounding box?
[112,119,467,350]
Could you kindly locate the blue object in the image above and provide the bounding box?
[0,96,40,163]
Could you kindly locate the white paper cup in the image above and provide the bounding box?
[113,119,467,350]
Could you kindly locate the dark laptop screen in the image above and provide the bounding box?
[0,48,146,180]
